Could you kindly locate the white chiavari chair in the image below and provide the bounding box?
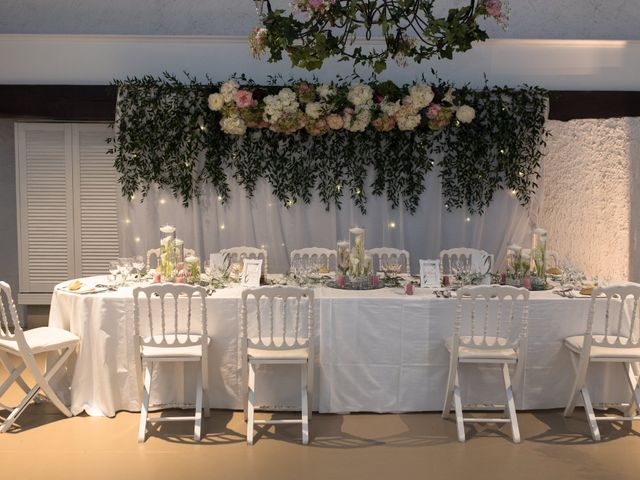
[440,248,493,283]
[365,247,411,275]
[290,247,337,273]
[241,286,314,445]
[563,283,640,441]
[221,246,268,278]
[442,285,529,443]
[0,281,79,433]
[133,283,210,442]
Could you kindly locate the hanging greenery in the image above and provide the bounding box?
[110,73,548,215]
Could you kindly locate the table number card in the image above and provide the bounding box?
[241,259,263,288]
[420,259,441,288]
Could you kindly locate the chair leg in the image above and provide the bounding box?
[194,365,203,442]
[138,361,152,443]
[442,362,456,420]
[27,347,75,418]
[564,355,588,418]
[242,359,248,422]
[301,363,309,445]
[0,381,41,433]
[202,356,210,418]
[453,370,465,442]
[0,351,30,396]
[307,359,313,421]
[623,362,640,417]
[502,363,521,444]
[247,362,256,445]
[581,386,601,442]
[0,360,26,399]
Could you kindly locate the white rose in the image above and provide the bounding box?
[345,109,371,132]
[380,100,401,116]
[395,107,421,131]
[207,93,225,111]
[220,80,239,103]
[220,115,247,135]
[456,105,476,123]
[408,84,434,109]
[347,83,373,107]
[305,102,324,120]
[317,84,336,100]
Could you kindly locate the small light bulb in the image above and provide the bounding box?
[510,189,517,196]
[444,203,449,209]
[124,218,131,224]
[518,171,524,177]
[134,237,141,243]
[466,217,471,222]
[219,224,225,230]
[281,243,285,247]
[336,184,342,192]
[217,195,223,201]
[388,221,396,229]
[130,194,135,201]
[355,188,361,195]
[287,199,295,207]
[260,244,266,249]
[159,198,166,205]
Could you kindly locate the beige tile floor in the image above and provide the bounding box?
[2,359,640,480]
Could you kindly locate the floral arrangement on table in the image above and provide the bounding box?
[251,0,510,72]
[207,79,476,137]
[159,225,177,282]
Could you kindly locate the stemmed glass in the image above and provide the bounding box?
[118,258,133,286]
[108,260,120,286]
[132,255,145,282]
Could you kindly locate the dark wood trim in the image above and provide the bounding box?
[548,91,640,121]
[0,85,639,122]
[0,85,117,121]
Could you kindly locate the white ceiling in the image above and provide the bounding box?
[0,0,639,39]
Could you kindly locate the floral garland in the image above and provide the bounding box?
[111,74,548,215]
[207,79,476,136]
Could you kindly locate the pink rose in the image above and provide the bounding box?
[234,90,255,109]
[484,0,502,18]
[308,0,324,9]
[426,103,442,120]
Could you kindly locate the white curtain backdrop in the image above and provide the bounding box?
[120,167,540,274]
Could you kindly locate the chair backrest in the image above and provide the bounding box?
[365,248,411,275]
[133,283,208,348]
[583,283,640,349]
[453,285,529,351]
[221,246,268,277]
[147,247,197,269]
[290,248,337,273]
[440,248,493,276]
[241,286,313,351]
[146,248,162,270]
[0,281,29,354]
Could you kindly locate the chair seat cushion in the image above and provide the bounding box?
[247,346,309,361]
[564,335,640,358]
[141,334,209,359]
[0,327,79,354]
[444,336,517,360]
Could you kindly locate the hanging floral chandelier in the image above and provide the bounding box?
[249,0,508,72]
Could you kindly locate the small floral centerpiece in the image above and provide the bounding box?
[185,256,200,284]
[506,244,528,286]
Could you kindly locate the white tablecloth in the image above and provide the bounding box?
[49,277,629,417]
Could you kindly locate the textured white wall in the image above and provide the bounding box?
[539,118,640,280]
[1,0,639,39]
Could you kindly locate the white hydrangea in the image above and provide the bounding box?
[345,109,371,132]
[380,100,401,116]
[305,102,325,120]
[207,93,225,111]
[408,84,435,109]
[395,107,421,131]
[277,88,298,109]
[220,115,247,135]
[347,82,373,107]
[220,80,240,103]
[263,95,284,122]
[456,105,476,123]
[317,83,336,100]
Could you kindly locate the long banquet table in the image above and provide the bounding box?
[48,276,630,417]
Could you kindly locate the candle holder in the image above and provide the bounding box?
[530,228,548,289]
[159,225,177,282]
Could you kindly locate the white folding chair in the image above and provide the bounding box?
[133,283,210,442]
[365,247,411,275]
[442,285,529,443]
[440,248,493,282]
[221,246,268,278]
[0,281,79,433]
[241,286,314,445]
[564,283,640,441]
[290,247,337,273]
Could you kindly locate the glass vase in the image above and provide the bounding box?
[349,227,365,278]
[159,225,177,282]
[530,227,548,287]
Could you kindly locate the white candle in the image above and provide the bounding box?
[160,225,176,234]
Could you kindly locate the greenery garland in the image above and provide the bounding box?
[110,73,548,215]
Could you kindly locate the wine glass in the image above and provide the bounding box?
[108,260,120,285]
[118,258,133,286]
[132,255,145,281]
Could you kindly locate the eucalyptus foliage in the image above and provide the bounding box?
[110,74,548,215]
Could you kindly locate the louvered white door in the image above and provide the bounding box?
[16,124,74,294]
[16,122,120,303]
[72,124,120,277]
